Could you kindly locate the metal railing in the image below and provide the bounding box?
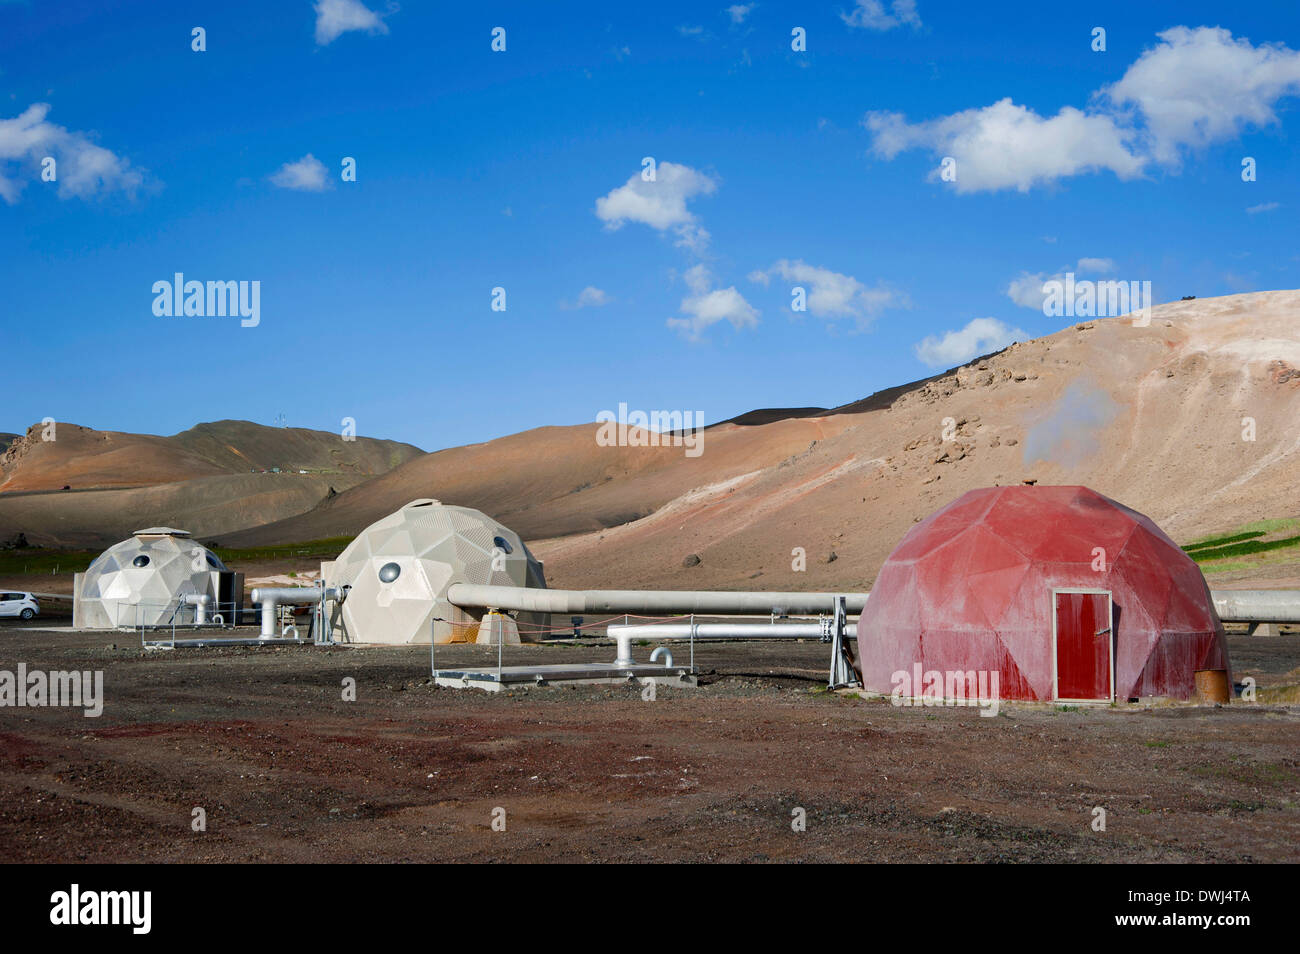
[129,598,242,649]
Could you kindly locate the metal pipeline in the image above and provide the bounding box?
[450,583,1296,624]
[181,593,209,625]
[608,622,858,639]
[446,584,868,617]
[250,585,342,638]
[607,621,859,667]
[1211,590,1300,623]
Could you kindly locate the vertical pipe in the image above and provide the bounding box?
[690,613,695,674]
[613,632,634,667]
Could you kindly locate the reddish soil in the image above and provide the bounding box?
[0,624,1296,863]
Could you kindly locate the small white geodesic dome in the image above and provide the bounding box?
[78,528,227,628]
[328,499,548,645]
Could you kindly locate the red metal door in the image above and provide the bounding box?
[1054,591,1112,701]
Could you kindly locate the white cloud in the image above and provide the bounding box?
[314,0,388,46]
[562,286,612,309]
[595,161,717,253]
[726,4,754,24]
[269,153,330,191]
[0,103,142,204]
[1006,273,1054,310]
[915,317,1026,368]
[1103,26,1300,165]
[668,264,759,341]
[748,259,904,327]
[864,27,1300,192]
[1006,258,1116,310]
[866,100,1142,193]
[678,25,705,37]
[841,0,921,31]
[1246,201,1280,214]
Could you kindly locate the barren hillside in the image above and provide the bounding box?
[0,420,422,493]
[534,291,1300,591]
[220,415,858,546]
[3,292,1297,588]
[216,291,1300,592]
[0,421,423,547]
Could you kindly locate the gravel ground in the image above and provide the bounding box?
[0,623,1296,863]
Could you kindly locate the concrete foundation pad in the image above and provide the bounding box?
[143,636,312,649]
[433,662,696,692]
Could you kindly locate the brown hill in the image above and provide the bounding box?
[530,291,1300,592]
[220,414,853,547]
[5,292,1298,592]
[222,291,1300,594]
[0,420,422,493]
[0,474,376,549]
[0,421,423,547]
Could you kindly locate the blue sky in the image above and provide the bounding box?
[2,0,1298,451]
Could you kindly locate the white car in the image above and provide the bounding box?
[0,592,39,620]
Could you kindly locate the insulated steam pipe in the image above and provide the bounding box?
[196,597,206,626]
[181,593,209,625]
[446,584,868,617]
[607,622,858,665]
[250,585,342,638]
[608,622,858,639]
[451,584,1298,624]
[1211,590,1300,623]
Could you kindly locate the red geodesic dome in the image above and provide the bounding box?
[856,486,1231,702]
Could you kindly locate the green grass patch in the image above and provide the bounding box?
[208,536,353,563]
[1183,531,1265,552]
[0,535,355,577]
[0,549,98,575]
[1236,516,1300,536]
[1181,517,1300,569]
[1185,534,1300,563]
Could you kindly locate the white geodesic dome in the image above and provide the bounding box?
[328,499,548,645]
[78,528,227,628]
